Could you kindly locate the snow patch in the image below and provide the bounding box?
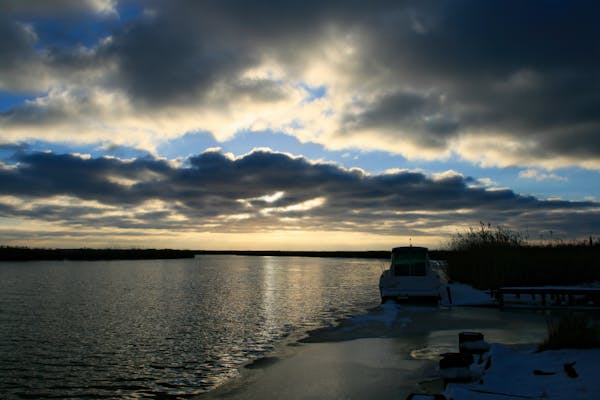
[441,283,495,306]
[445,344,600,399]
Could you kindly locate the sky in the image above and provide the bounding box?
[0,0,599,250]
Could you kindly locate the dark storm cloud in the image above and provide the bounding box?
[0,4,106,93]
[351,0,600,162]
[97,0,397,105]
[0,17,34,60]
[1,0,600,166]
[99,0,356,106]
[0,152,172,203]
[341,91,459,148]
[104,0,600,163]
[1,149,597,237]
[103,16,254,105]
[0,17,40,91]
[0,0,113,15]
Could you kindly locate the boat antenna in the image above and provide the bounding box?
[409,237,412,247]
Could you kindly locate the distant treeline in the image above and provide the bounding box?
[0,247,392,261]
[0,246,195,261]
[194,250,391,259]
[195,249,460,260]
[4,238,599,290]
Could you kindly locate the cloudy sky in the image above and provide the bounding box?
[0,0,599,250]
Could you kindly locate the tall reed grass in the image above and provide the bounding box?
[437,223,600,289]
[539,312,600,350]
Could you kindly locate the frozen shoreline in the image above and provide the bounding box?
[204,337,436,399]
[204,284,557,399]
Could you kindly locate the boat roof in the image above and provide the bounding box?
[391,246,428,253]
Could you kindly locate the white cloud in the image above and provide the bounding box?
[476,178,496,187]
[261,197,326,215]
[431,170,463,181]
[519,169,567,182]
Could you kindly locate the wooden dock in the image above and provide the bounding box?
[493,286,600,309]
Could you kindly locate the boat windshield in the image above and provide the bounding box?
[392,251,428,276]
[393,262,427,276]
[411,262,427,276]
[392,253,427,264]
[395,263,411,276]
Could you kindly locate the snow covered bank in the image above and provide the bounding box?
[444,344,600,399]
[441,283,495,307]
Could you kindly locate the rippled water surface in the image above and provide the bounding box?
[0,255,383,399]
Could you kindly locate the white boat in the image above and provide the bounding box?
[379,246,441,303]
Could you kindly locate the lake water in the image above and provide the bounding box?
[0,255,385,399]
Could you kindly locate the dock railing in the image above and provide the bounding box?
[493,286,600,309]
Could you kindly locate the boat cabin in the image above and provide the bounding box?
[379,246,441,303]
[391,246,429,277]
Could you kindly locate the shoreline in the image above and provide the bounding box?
[1,247,454,261]
[203,297,551,399]
[0,247,391,262]
[204,337,438,399]
[204,282,600,399]
[0,247,196,261]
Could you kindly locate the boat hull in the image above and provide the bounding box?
[379,246,442,303]
[379,271,441,303]
[380,290,441,304]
